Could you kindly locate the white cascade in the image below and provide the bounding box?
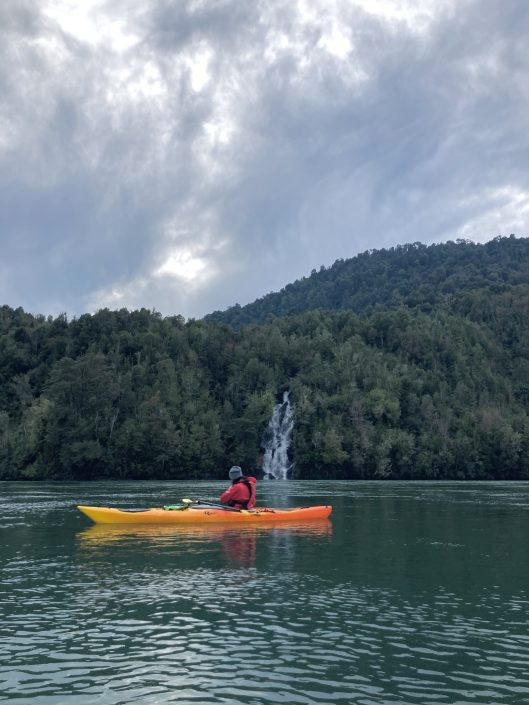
[262,391,294,480]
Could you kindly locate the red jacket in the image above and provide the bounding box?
[220,476,256,509]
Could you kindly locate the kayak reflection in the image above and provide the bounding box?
[77,521,332,568]
[78,520,332,545]
[219,529,256,566]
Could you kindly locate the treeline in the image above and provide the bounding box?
[1,285,529,480]
[206,235,529,326]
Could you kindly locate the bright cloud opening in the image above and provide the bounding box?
[43,0,139,50]
[458,186,529,242]
[155,250,209,282]
[318,24,352,59]
[355,0,457,32]
[188,46,213,92]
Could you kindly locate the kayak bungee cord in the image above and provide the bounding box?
[163,499,248,513]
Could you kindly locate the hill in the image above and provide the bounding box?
[0,236,528,481]
[205,236,529,326]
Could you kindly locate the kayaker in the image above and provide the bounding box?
[220,466,257,510]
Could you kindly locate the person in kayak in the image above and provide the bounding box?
[220,466,257,510]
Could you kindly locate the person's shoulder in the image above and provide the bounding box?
[246,476,257,484]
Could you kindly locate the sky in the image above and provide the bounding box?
[1,0,529,319]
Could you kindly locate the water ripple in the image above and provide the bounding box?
[2,481,529,703]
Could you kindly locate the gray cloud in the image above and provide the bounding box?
[1,0,528,318]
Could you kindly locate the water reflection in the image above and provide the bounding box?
[78,520,332,543]
[77,521,332,568]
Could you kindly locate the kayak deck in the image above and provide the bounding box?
[78,504,332,524]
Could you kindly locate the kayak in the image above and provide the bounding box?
[77,504,332,524]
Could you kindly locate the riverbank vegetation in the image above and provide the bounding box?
[1,236,529,480]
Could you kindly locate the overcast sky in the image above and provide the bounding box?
[1,0,528,319]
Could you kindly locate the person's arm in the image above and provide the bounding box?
[221,483,249,505]
[220,485,240,504]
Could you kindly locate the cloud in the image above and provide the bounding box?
[1,0,528,318]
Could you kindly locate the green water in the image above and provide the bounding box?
[1,481,529,704]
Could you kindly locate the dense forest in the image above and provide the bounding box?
[1,236,529,480]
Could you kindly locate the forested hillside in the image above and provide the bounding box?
[206,236,529,326]
[1,236,529,481]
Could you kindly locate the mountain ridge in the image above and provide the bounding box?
[1,234,529,480]
[205,235,529,326]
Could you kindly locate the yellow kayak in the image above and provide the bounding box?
[78,504,332,524]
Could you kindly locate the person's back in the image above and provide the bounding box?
[220,466,257,509]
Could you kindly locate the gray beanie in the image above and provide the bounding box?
[229,466,243,480]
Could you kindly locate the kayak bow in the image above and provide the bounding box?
[77,504,332,524]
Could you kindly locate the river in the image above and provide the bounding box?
[1,480,529,704]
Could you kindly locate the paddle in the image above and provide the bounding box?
[181,498,250,513]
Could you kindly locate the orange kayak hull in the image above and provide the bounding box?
[78,504,332,525]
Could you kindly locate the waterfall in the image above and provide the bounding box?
[261,391,294,480]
